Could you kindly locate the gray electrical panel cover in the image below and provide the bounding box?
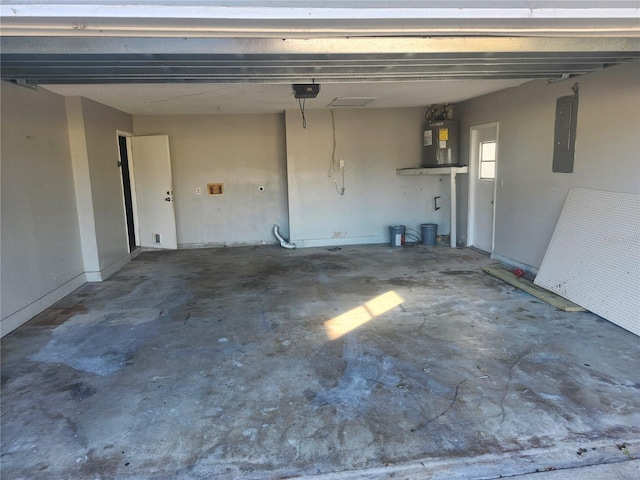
[553,93,579,173]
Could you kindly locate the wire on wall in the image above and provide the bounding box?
[333,167,346,196]
[327,110,345,195]
[328,110,338,175]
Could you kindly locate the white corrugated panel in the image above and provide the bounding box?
[535,188,640,336]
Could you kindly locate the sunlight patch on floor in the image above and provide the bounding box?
[324,290,404,340]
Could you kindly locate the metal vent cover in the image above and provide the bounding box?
[328,97,376,107]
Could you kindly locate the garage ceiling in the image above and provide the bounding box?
[1,1,639,114]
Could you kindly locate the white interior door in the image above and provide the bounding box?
[130,135,177,249]
[471,124,498,253]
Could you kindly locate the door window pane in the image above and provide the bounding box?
[481,141,496,161]
[479,140,496,179]
[480,161,495,179]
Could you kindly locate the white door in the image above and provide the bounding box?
[470,124,498,253]
[130,135,177,249]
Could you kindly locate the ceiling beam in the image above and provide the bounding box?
[3,36,639,55]
[2,37,639,84]
[1,2,639,38]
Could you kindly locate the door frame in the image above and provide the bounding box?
[116,130,141,251]
[129,134,178,250]
[466,122,499,252]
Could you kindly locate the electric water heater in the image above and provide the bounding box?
[422,120,460,167]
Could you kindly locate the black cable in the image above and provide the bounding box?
[405,228,423,244]
[298,98,306,129]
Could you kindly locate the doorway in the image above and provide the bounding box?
[118,134,137,252]
[129,135,178,250]
[468,123,498,253]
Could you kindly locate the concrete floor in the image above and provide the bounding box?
[1,244,639,479]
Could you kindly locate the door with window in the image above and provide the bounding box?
[470,124,498,253]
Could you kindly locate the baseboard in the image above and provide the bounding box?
[293,235,386,249]
[84,271,104,282]
[177,237,391,250]
[100,253,131,280]
[85,253,131,282]
[491,252,539,275]
[178,240,270,249]
[1,273,87,337]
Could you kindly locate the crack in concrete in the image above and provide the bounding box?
[416,311,427,333]
[418,379,468,429]
[499,345,536,424]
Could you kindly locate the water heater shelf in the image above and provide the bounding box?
[396,165,468,248]
[396,166,468,176]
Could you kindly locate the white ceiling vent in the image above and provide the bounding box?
[328,97,376,108]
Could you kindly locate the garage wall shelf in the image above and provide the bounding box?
[396,166,468,247]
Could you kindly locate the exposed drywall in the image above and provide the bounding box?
[285,108,450,247]
[456,61,640,269]
[79,97,134,276]
[133,113,288,247]
[1,83,85,335]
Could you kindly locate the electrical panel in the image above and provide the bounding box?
[552,93,578,173]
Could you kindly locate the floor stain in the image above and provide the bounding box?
[2,245,639,479]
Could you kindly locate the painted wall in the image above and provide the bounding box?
[79,97,134,274]
[456,61,640,269]
[285,108,450,247]
[1,83,85,334]
[133,114,289,247]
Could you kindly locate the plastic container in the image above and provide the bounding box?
[389,225,406,247]
[421,223,438,246]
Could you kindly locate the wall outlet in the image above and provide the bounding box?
[196,187,201,194]
[339,159,345,169]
